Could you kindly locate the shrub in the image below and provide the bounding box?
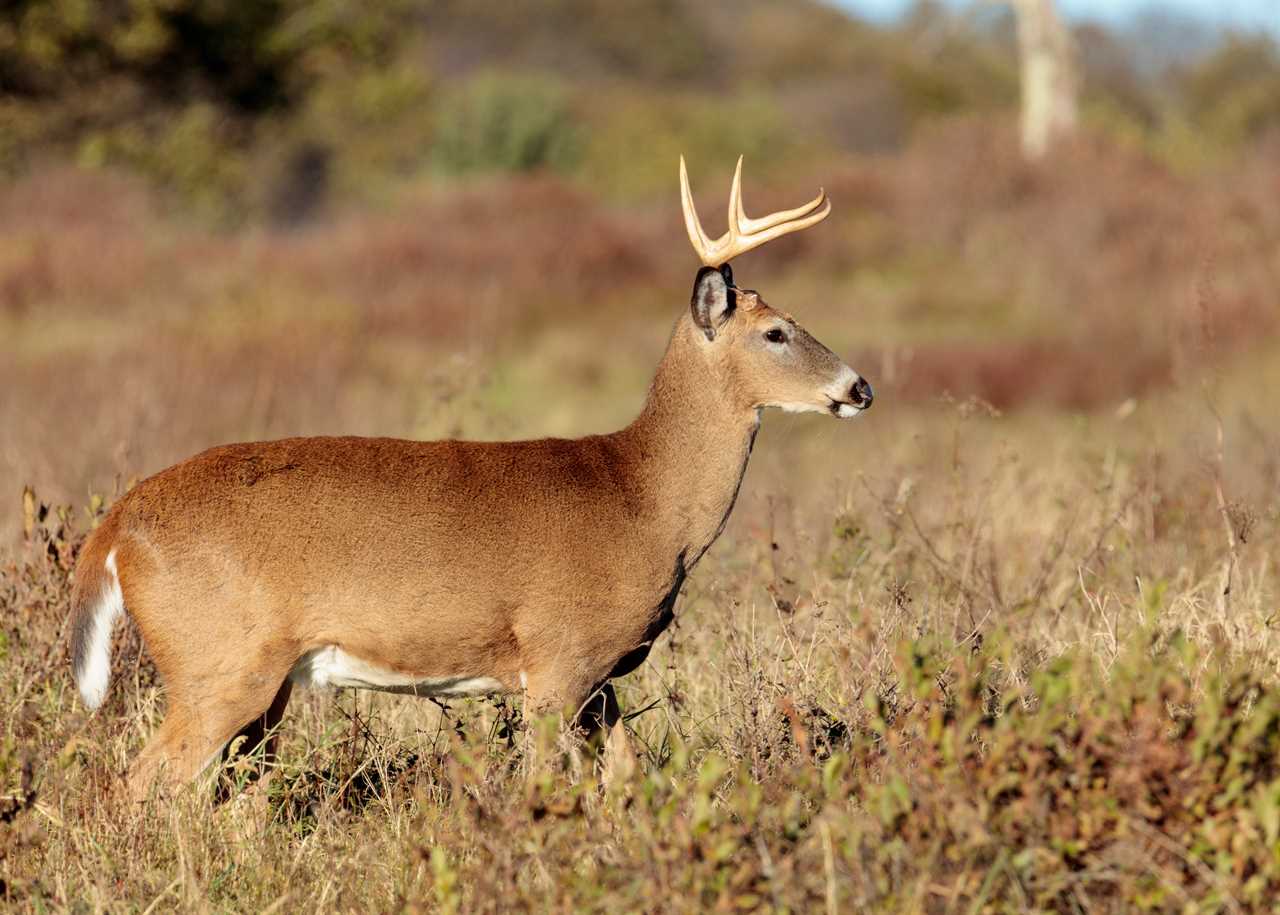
[1180,36,1280,148]
[432,72,581,175]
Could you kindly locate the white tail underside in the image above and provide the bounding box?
[77,548,125,710]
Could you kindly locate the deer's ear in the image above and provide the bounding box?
[690,266,736,341]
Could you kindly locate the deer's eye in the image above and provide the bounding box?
[764,328,787,344]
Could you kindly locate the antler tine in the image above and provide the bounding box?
[736,186,828,236]
[680,155,716,266]
[727,155,745,249]
[731,195,832,261]
[680,155,832,267]
[731,155,827,235]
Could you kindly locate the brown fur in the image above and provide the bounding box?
[69,278,867,800]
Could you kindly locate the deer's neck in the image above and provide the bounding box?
[620,318,760,569]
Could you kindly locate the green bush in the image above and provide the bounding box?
[432,72,581,175]
[1180,36,1280,148]
[75,104,249,222]
[0,0,420,214]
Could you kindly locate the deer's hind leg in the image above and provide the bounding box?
[117,546,303,803]
[126,639,300,804]
[230,678,293,768]
[218,678,294,799]
[128,676,296,803]
[127,702,245,802]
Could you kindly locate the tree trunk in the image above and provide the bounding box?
[1011,0,1079,159]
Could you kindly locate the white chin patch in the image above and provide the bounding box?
[767,400,864,418]
[773,401,829,415]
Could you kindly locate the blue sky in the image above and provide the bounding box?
[836,0,1279,33]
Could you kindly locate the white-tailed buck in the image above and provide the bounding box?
[69,157,873,799]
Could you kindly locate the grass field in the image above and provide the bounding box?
[2,123,1280,911]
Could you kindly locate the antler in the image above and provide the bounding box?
[679,155,831,268]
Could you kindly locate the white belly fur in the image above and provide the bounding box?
[289,645,504,697]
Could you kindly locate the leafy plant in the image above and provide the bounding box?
[432,71,581,175]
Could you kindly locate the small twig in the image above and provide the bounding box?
[1205,393,1238,615]
[820,820,838,915]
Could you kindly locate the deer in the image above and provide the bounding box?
[67,156,874,801]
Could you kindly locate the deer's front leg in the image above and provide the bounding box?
[521,659,603,736]
[577,682,636,787]
[574,680,621,739]
[523,671,636,788]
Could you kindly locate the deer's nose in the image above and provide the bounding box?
[850,377,873,410]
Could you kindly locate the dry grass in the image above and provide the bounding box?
[3,123,1280,910]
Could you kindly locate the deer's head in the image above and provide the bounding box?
[681,157,873,418]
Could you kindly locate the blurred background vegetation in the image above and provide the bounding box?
[1,0,1277,220]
